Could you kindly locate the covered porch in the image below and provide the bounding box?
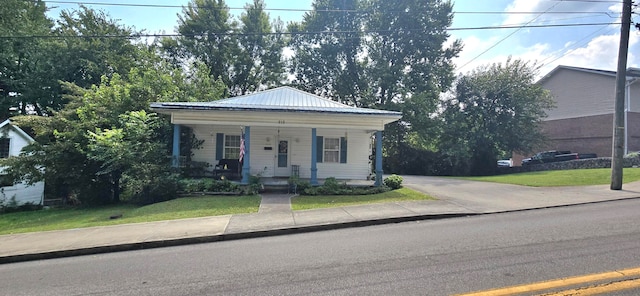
[151,87,402,186]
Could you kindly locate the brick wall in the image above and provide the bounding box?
[542,114,613,157]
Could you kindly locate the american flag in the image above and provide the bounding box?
[239,131,245,163]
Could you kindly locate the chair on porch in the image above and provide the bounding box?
[213,159,242,180]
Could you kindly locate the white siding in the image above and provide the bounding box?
[1,182,44,206]
[188,125,374,180]
[1,123,44,206]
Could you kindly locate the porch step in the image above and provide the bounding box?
[261,184,294,194]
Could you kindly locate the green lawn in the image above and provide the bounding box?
[0,195,261,235]
[291,187,434,211]
[457,168,640,187]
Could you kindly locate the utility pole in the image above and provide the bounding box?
[611,0,633,190]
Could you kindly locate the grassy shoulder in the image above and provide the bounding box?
[456,168,640,187]
[291,187,434,211]
[0,195,261,235]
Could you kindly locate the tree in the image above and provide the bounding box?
[88,111,174,204]
[234,0,286,94]
[174,0,238,91]
[289,0,461,162]
[2,57,226,204]
[170,0,285,96]
[52,6,142,90]
[0,0,54,119]
[439,59,555,175]
[289,0,366,105]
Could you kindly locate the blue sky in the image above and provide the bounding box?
[45,0,639,77]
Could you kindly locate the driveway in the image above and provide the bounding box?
[401,175,640,213]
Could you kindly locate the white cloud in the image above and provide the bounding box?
[553,32,639,70]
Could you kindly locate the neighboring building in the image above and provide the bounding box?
[151,86,402,185]
[515,66,640,164]
[0,119,44,206]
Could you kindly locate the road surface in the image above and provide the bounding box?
[2,199,640,295]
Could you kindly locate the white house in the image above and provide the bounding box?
[151,86,402,185]
[0,119,44,206]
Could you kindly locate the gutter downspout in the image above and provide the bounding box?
[625,77,639,155]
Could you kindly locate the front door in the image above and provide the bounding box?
[274,138,290,176]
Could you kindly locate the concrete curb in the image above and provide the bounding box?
[0,212,475,265]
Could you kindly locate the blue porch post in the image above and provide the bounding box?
[310,128,318,185]
[375,131,383,186]
[172,124,180,168]
[241,126,251,185]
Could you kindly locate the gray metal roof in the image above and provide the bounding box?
[151,86,402,116]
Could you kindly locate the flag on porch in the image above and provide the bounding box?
[239,130,245,163]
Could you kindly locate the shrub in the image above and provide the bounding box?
[124,173,179,205]
[301,177,391,195]
[178,178,240,193]
[383,174,403,189]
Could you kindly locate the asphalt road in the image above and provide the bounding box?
[3,199,640,295]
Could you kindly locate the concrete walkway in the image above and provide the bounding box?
[2,176,640,264]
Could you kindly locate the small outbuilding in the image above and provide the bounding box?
[0,119,44,207]
[151,86,402,185]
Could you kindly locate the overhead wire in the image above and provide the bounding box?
[0,22,619,39]
[456,1,564,71]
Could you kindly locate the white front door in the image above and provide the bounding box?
[274,138,290,176]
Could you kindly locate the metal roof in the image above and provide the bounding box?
[151,86,402,117]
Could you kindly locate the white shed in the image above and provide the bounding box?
[0,119,44,207]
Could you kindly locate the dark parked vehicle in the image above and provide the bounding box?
[522,150,597,165]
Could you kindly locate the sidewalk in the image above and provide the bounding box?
[2,177,640,264]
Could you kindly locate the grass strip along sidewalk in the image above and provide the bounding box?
[0,195,261,235]
[457,168,640,187]
[1,188,432,235]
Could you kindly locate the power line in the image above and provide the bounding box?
[457,1,564,71]
[34,0,616,16]
[0,22,619,40]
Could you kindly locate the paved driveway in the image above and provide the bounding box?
[401,175,640,213]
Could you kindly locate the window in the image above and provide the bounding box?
[323,138,340,163]
[316,136,347,164]
[224,135,241,159]
[0,138,9,158]
[0,175,12,187]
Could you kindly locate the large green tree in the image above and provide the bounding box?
[234,0,286,95]
[0,0,54,119]
[289,0,461,159]
[173,0,238,91]
[289,0,366,105]
[439,59,555,176]
[2,58,227,204]
[169,0,285,96]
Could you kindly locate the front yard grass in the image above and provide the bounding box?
[0,195,261,235]
[457,168,640,187]
[291,187,434,211]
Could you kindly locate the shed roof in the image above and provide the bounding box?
[151,86,402,117]
[0,119,34,142]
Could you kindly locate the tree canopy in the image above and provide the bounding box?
[439,59,555,175]
[289,0,462,160]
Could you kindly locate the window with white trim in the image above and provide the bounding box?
[224,135,241,159]
[0,138,9,158]
[0,174,12,187]
[323,138,340,163]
